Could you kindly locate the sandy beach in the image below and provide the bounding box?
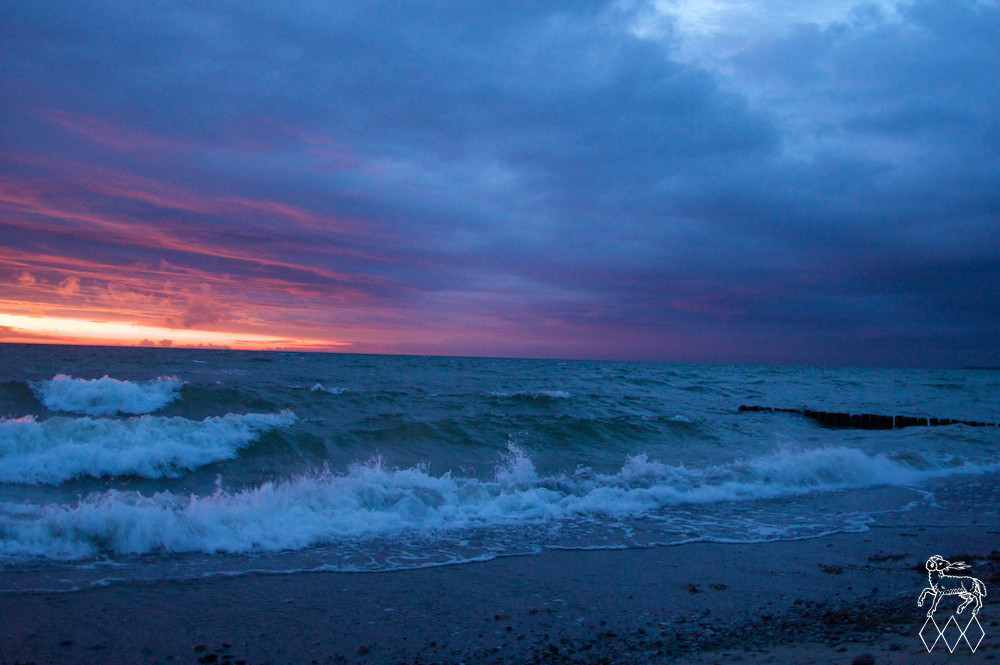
[2,524,997,665]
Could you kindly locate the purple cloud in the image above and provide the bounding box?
[1,0,998,365]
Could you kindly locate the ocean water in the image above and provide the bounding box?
[1,343,998,592]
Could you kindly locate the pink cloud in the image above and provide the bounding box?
[46,110,196,155]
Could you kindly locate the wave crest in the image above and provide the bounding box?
[30,375,183,416]
[0,444,984,560]
[488,390,571,401]
[0,411,296,484]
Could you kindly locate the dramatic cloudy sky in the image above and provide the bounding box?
[1,0,998,365]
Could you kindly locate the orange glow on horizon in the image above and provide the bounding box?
[0,313,349,351]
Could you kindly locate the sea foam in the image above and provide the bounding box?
[0,443,984,561]
[0,411,296,484]
[310,383,347,395]
[488,390,571,400]
[30,374,183,416]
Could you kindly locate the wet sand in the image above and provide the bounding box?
[1,525,998,664]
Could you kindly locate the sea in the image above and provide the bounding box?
[1,343,998,593]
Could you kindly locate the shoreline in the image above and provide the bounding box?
[2,525,998,664]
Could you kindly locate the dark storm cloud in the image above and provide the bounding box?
[1,0,997,364]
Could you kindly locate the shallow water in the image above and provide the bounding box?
[1,344,997,591]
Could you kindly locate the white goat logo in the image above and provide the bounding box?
[918,555,987,617]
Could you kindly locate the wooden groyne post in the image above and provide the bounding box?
[737,405,997,429]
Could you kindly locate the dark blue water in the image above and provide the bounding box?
[1,344,998,591]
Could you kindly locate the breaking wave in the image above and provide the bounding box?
[310,383,348,395]
[0,443,984,561]
[30,375,183,416]
[0,411,296,484]
[488,390,571,401]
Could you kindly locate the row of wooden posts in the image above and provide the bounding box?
[737,405,998,429]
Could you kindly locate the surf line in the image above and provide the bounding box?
[737,405,999,430]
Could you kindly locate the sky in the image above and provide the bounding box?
[1,0,998,366]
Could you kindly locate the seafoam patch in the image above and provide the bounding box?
[0,410,296,484]
[0,442,988,560]
[30,374,183,416]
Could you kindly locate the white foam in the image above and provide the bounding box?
[0,443,987,561]
[31,375,183,416]
[493,442,540,484]
[310,383,347,394]
[489,390,571,399]
[0,411,296,484]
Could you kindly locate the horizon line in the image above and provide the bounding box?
[0,339,988,371]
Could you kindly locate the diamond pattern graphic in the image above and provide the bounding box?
[961,615,986,652]
[919,616,944,652]
[920,614,985,653]
[940,615,962,653]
